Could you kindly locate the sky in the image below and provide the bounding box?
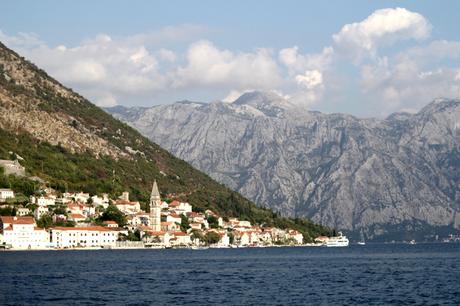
[1,1,460,117]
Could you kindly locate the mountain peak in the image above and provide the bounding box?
[231,91,294,117]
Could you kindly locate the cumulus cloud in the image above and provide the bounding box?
[295,70,323,89]
[174,40,282,90]
[1,7,459,117]
[333,7,431,59]
[359,51,460,113]
[279,46,333,74]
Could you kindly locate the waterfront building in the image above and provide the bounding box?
[0,216,49,249]
[50,226,119,248]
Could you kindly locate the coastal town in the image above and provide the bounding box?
[0,177,312,250]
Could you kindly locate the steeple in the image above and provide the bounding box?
[149,180,162,231]
[150,180,160,201]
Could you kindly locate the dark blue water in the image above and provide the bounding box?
[1,244,459,305]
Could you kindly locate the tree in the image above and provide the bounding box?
[205,232,221,245]
[0,206,16,216]
[207,215,219,229]
[228,231,235,244]
[190,229,205,243]
[98,204,126,226]
[37,214,53,228]
[180,214,190,232]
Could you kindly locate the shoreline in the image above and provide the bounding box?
[0,244,323,252]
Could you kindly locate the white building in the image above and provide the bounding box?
[91,194,109,208]
[287,230,304,244]
[0,189,14,202]
[168,200,193,214]
[31,195,56,207]
[103,221,118,228]
[0,216,49,249]
[50,226,119,248]
[16,207,30,216]
[68,213,86,223]
[169,232,191,246]
[166,213,182,225]
[114,199,141,214]
[34,206,49,219]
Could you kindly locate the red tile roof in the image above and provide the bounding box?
[171,232,188,236]
[70,213,86,219]
[168,200,180,207]
[0,216,35,224]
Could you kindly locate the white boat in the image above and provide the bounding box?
[209,244,230,249]
[357,230,366,245]
[326,232,349,247]
[191,246,209,250]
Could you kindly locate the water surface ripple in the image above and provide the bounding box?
[1,243,459,305]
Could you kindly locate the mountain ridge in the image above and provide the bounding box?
[107,91,460,240]
[0,41,332,241]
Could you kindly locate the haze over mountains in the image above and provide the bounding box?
[108,91,460,240]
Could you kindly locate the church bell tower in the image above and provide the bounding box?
[149,180,162,231]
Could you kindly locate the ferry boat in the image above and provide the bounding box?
[326,232,349,247]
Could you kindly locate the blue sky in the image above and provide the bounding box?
[1,1,460,116]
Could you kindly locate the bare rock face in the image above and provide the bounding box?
[107,91,460,239]
[0,43,128,160]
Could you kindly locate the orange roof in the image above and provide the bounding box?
[168,200,180,207]
[103,220,117,224]
[0,216,35,224]
[161,222,172,225]
[70,213,86,219]
[148,230,166,236]
[171,231,188,236]
[169,213,181,218]
[115,199,138,206]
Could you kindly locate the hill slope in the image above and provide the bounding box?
[108,91,460,241]
[0,42,331,241]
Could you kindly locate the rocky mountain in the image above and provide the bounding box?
[0,42,332,240]
[108,91,460,240]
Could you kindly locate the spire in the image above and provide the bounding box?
[150,180,160,200]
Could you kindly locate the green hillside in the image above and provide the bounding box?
[0,41,331,241]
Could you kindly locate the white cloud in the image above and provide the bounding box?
[222,89,251,103]
[95,93,118,107]
[333,7,431,59]
[279,46,333,74]
[1,8,459,117]
[157,48,176,62]
[174,40,282,90]
[295,70,323,89]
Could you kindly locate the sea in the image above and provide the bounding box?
[1,243,459,305]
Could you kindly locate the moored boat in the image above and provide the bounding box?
[326,232,349,247]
